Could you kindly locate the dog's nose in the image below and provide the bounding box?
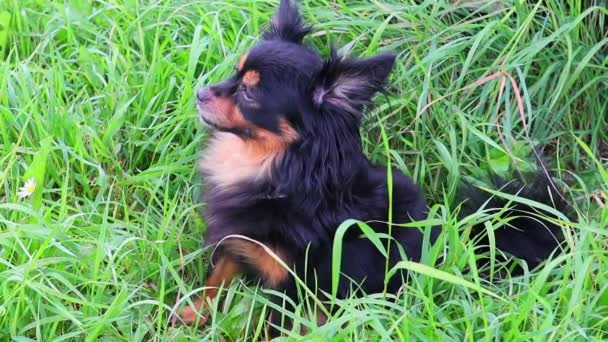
[197,88,212,103]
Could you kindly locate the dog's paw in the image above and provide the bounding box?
[175,303,210,328]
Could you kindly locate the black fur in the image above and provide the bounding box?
[190,0,569,336]
[460,173,569,271]
[262,0,312,43]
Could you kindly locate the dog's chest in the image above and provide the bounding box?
[199,133,275,188]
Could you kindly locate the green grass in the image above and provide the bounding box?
[1,0,607,340]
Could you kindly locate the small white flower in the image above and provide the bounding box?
[17,178,36,199]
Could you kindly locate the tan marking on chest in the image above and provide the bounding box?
[199,120,298,189]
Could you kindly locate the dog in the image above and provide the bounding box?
[177,0,568,336]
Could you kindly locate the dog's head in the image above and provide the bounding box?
[197,0,396,148]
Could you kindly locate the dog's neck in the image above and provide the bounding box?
[198,132,277,189]
[199,120,364,199]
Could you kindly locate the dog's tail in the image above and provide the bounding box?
[458,171,570,270]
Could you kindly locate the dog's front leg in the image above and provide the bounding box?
[177,256,240,327]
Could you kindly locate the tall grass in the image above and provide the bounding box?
[0,0,606,340]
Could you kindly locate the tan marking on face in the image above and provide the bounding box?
[242,70,260,87]
[199,118,299,189]
[237,54,248,71]
[199,95,249,128]
[222,240,289,287]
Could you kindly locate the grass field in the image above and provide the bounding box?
[1,0,607,340]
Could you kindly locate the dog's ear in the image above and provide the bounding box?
[263,0,311,43]
[312,51,396,114]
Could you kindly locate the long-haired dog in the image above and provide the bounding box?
[177,0,568,336]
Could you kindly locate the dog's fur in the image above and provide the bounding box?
[178,0,568,336]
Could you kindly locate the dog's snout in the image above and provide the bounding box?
[197,88,212,103]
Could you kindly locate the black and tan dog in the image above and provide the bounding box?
[177,0,568,336]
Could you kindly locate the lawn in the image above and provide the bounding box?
[0,0,607,340]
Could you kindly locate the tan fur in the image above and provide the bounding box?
[237,54,248,71]
[177,240,290,327]
[222,240,289,287]
[299,308,328,335]
[242,70,261,87]
[178,257,240,326]
[199,119,298,189]
[199,96,249,129]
